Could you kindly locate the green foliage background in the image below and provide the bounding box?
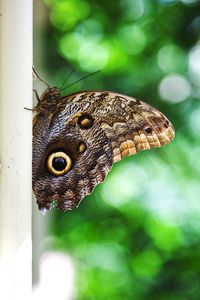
[40,0,200,299]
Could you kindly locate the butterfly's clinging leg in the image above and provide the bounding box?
[33,89,40,102]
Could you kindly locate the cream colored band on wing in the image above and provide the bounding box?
[112,125,174,163]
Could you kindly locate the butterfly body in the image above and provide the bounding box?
[33,88,174,212]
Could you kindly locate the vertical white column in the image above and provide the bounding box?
[0,0,32,299]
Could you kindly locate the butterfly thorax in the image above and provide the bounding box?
[35,87,61,114]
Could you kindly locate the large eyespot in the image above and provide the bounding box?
[78,114,94,129]
[47,151,72,176]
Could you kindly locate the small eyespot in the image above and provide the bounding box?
[78,142,87,154]
[164,120,169,128]
[47,151,72,176]
[78,114,94,129]
[144,127,153,134]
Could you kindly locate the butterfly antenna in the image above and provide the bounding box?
[60,68,75,90]
[32,67,50,88]
[61,70,101,92]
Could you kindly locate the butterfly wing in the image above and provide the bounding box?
[33,90,175,212]
[65,91,175,163]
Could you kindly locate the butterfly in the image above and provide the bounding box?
[32,71,175,213]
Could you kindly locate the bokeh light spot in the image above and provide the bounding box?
[189,43,200,85]
[120,0,144,21]
[145,217,181,251]
[59,33,81,60]
[132,250,162,278]
[102,163,148,208]
[85,243,126,272]
[157,44,186,73]
[159,74,191,103]
[190,107,200,135]
[118,24,147,55]
[77,40,109,71]
[49,0,90,31]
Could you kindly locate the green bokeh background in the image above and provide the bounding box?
[38,0,200,299]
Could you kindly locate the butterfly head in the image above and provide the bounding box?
[35,87,61,113]
[41,86,60,100]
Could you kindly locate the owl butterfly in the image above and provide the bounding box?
[33,71,175,214]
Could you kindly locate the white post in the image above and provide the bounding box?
[0,1,32,299]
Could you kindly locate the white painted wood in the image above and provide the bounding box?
[0,0,32,299]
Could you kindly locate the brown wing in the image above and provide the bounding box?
[33,90,175,213]
[66,90,175,163]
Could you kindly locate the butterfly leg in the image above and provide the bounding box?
[33,89,40,102]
